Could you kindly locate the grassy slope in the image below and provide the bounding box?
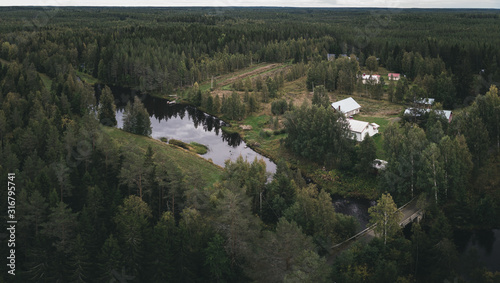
[39,73,53,91]
[76,70,100,85]
[102,126,223,186]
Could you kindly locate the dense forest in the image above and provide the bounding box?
[0,7,499,282]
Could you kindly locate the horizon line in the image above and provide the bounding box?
[1,6,499,9]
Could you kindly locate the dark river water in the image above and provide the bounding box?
[455,229,500,272]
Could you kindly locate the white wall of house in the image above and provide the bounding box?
[345,109,360,117]
[348,119,379,142]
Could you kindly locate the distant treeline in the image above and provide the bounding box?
[0,7,499,98]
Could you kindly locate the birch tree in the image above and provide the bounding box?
[368,193,402,245]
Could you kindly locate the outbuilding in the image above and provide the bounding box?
[331,97,362,117]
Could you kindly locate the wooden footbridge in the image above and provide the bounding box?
[331,196,425,250]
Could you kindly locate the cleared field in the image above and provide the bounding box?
[199,62,274,92]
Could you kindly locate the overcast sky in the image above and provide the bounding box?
[3,0,499,9]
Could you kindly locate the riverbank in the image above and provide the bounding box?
[101,126,224,186]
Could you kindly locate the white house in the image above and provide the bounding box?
[361,74,380,84]
[331,97,361,117]
[347,119,380,142]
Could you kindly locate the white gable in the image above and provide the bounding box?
[331,97,361,114]
[348,119,370,133]
[347,119,379,142]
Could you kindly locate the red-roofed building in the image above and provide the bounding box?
[388,73,400,81]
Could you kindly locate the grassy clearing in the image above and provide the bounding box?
[230,74,405,198]
[355,115,397,160]
[76,71,99,85]
[102,127,222,186]
[39,73,53,91]
[199,63,269,92]
[219,63,288,90]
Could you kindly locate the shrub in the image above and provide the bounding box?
[271,98,288,115]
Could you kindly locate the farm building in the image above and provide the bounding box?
[347,119,380,142]
[388,73,400,80]
[331,97,361,117]
[415,98,435,109]
[361,73,381,84]
[404,108,453,123]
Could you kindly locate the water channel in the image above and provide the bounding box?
[454,229,500,273]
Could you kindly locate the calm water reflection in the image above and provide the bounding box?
[101,85,276,173]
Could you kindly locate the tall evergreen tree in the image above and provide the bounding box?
[123,96,152,136]
[98,85,117,126]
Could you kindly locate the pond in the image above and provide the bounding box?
[103,85,277,174]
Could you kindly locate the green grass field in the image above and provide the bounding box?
[102,126,223,186]
[39,73,53,91]
[354,115,395,160]
[76,71,99,85]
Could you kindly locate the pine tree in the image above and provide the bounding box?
[123,96,152,136]
[98,85,117,126]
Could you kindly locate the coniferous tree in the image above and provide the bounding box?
[98,85,117,126]
[312,85,330,108]
[123,96,152,136]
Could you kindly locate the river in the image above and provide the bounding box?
[455,229,500,273]
[100,85,373,229]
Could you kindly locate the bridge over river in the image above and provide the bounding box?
[331,196,425,253]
